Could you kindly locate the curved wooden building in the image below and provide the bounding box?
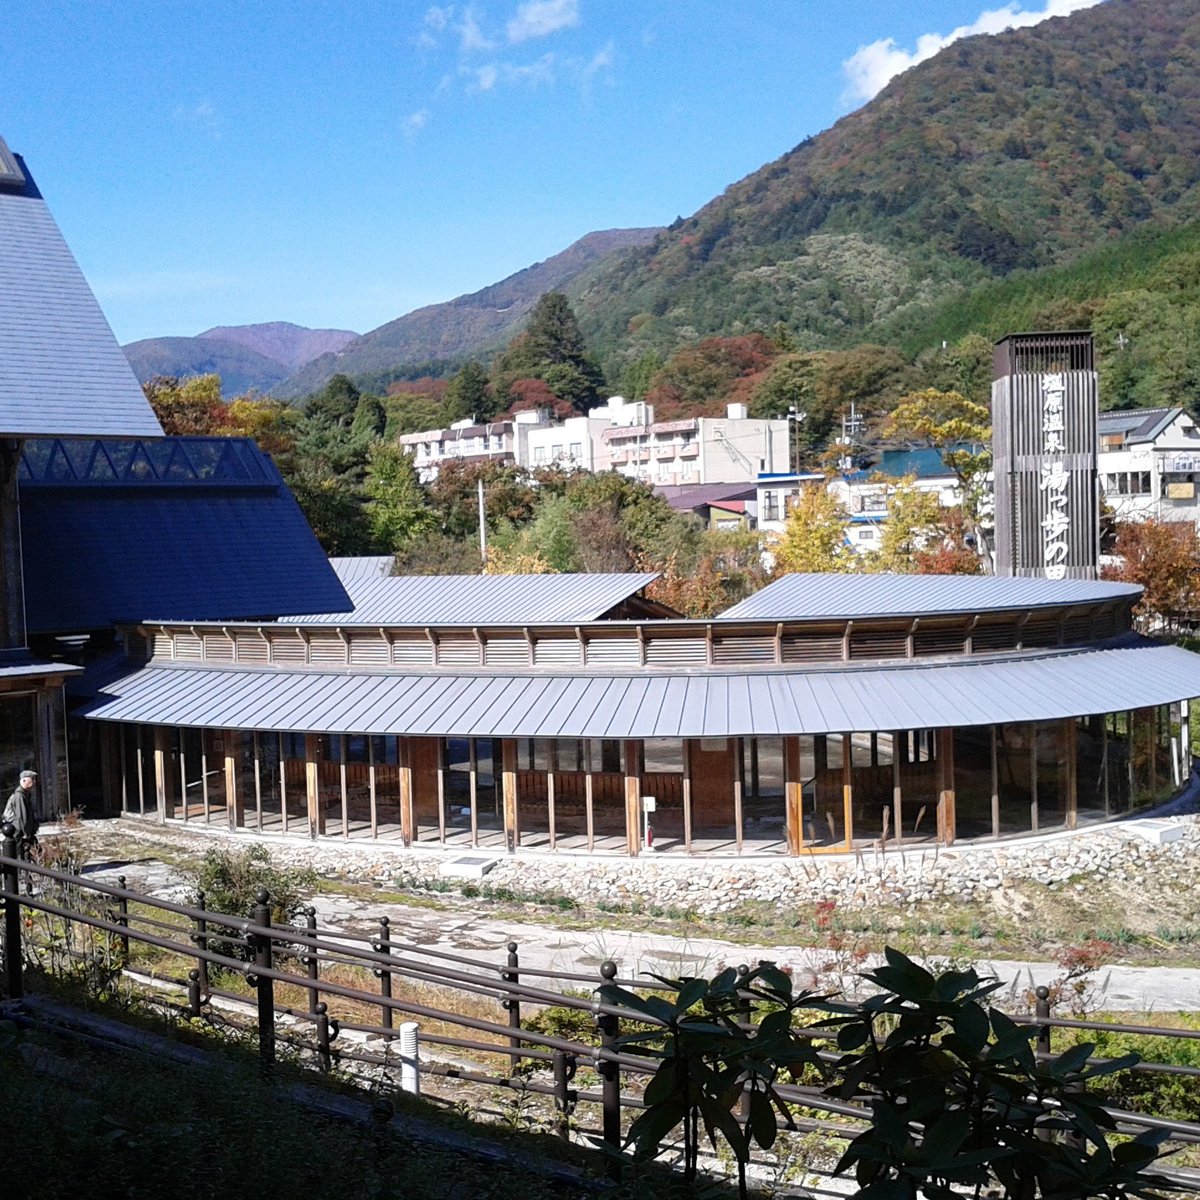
[84,571,1199,855]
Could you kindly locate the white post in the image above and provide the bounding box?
[399,1020,420,1096]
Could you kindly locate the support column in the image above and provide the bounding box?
[153,726,170,822]
[224,731,241,832]
[784,736,802,855]
[305,733,324,839]
[682,740,694,854]
[936,728,956,844]
[501,739,518,852]
[990,726,1000,839]
[892,732,903,847]
[623,740,643,857]
[398,737,415,847]
[1064,719,1078,830]
[841,733,853,851]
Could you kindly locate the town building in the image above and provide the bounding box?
[1097,407,1200,523]
[398,411,550,483]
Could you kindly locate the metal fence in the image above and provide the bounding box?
[2,833,1200,1189]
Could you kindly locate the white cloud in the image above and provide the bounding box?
[458,5,494,52]
[173,99,221,138]
[506,0,579,43]
[842,0,1106,104]
[474,63,500,90]
[582,40,614,80]
[403,109,430,139]
[465,55,556,91]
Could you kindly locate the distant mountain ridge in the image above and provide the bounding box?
[565,0,1200,373]
[272,227,662,399]
[123,321,357,395]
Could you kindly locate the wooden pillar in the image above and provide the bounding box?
[253,732,263,832]
[305,733,324,839]
[278,733,289,836]
[1148,708,1158,801]
[224,731,241,832]
[1030,723,1039,831]
[936,728,956,844]
[368,736,378,839]
[501,739,518,852]
[733,738,744,854]
[623,740,643,857]
[179,728,189,823]
[1101,718,1110,815]
[399,737,415,847]
[436,739,446,844]
[1064,719,1078,830]
[990,726,1000,839]
[891,732,903,847]
[153,726,170,822]
[468,739,479,848]
[870,732,879,767]
[339,733,350,839]
[841,733,852,851]
[683,740,694,854]
[784,736,802,855]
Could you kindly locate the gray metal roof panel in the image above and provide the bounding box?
[81,641,1200,738]
[329,556,394,582]
[0,162,162,438]
[719,574,1140,621]
[281,572,661,626]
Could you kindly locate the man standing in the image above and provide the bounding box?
[3,769,39,892]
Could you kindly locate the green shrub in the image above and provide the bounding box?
[189,844,317,960]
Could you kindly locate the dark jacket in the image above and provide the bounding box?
[3,787,38,841]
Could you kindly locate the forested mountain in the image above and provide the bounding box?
[273,227,661,399]
[570,0,1200,378]
[124,322,356,395]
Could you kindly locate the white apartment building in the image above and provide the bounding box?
[603,403,789,487]
[1097,407,1200,524]
[399,397,788,487]
[398,410,552,482]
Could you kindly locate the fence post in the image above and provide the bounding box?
[251,888,275,1075]
[1034,985,1052,1056]
[1,823,22,1000]
[304,906,319,1015]
[187,968,204,1018]
[315,1001,332,1073]
[552,1049,578,1141]
[115,874,130,963]
[194,891,209,990]
[597,960,622,1178]
[373,915,393,1038]
[502,940,521,1067]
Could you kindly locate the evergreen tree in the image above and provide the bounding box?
[364,442,434,552]
[442,361,492,423]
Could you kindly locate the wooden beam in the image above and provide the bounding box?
[501,739,518,851]
[624,740,644,856]
[399,737,415,847]
[784,736,801,855]
[937,727,956,844]
[225,731,241,832]
[305,733,324,839]
[1064,719,1078,830]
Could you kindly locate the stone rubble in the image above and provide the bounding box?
[249,813,1200,918]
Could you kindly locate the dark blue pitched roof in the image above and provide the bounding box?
[18,437,351,633]
[0,145,163,439]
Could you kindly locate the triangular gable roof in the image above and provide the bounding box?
[0,139,162,439]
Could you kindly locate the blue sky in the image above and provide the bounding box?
[6,0,1102,345]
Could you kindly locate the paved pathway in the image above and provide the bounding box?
[72,845,1200,1012]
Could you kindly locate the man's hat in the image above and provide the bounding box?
[19,769,36,780]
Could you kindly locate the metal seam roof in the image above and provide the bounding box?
[718,574,1140,622]
[280,572,661,625]
[80,642,1200,739]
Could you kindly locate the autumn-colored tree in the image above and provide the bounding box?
[882,387,991,565]
[427,459,537,539]
[645,334,779,420]
[646,531,769,617]
[867,479,945,573]
[770,481,855,574]
[1102,517,1200,633]
[144,374,231,435]
[483,544,558,575]
[912,507,983,575]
